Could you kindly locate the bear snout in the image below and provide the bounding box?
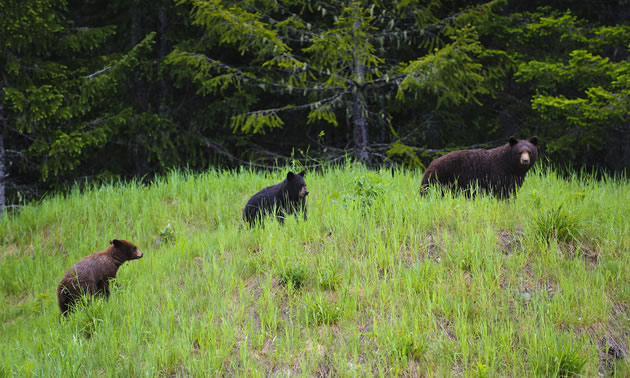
[520,152,530,165]
[135,249,143,259]
[300,187,309,197]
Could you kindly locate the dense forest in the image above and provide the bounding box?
[1,0,629,212]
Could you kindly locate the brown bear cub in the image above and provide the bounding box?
[421,136,538,198]
[243,170,309,225]
[57,239,143,316]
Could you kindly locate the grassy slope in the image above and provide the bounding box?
[1,166,629,376]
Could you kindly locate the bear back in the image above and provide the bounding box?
[57,239,143,315]
[243,170,309,224]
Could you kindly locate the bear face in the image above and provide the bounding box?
[508,136,538,173]
[286,170,309,200]
[110,239,143,263]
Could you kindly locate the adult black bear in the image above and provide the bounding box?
[420,136,538,198]
[243,170,309,224]
[57,239,143,315]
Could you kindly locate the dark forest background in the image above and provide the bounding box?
[1,0,629,212]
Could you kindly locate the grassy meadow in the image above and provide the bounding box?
[1,165,629,376]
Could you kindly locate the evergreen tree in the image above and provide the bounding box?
[166,0,499,163]
[490,7,630,169]
[0,0,155,207]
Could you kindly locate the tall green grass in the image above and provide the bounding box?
[1,166,629,376]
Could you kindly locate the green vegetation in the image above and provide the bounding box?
[2,1,630,211]
[1,166,629,376]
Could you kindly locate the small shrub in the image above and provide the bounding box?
[316,260,341,290]
[278,264,308,290]
[155,220,176,245]
[343,172,392,209]
[387,328,427,362]
[304,294,341,326]
[537,342,588,377]
[532,204,583,244]
[471,361,490,378]
[407,261,437,293]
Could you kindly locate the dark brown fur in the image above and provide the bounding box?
[243,170,309,225]
[421,136,539,198]
[57,239,143,315]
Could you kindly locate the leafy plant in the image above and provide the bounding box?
[384,328,427,362]
[343,172,392,209]
[471,360,490,378]
[537,342,588,377]
[303,294,341,326]
[155,220,176,245]
[532,203,583,243]
[278,264,308,290]
[316,259,342,290]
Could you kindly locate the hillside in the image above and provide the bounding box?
[1,166,629,376]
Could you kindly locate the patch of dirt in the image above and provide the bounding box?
[497,229,522,255]
[314,358,332,377]
[193,256,203,270]
[253,337,276,365]
[581,244,601,268]
[2,244,20,257]
[242,275,264,301]
[599,303,629,375]
[538,277,556,298]
[422,232,442,262]
[222,249,232,266]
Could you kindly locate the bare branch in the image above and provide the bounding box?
[86,65,113,79]
[238,93,344,118]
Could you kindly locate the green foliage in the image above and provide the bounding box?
[531,203,583,244]
[1,0,159,183]
[471,360,490,378]
[385,141,424,169]
[1,167,629,375]
[303,294,341,326]
[278,263,308,290]
[156,220,176,246]
[509,8,630,167]
[536,339,589,377]
[169,0,496,159]
[316,258,342,290]
[343,171,392,209]
[397,25,486,108]
[382,327,427,362]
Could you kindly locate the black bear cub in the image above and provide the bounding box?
[421,136,538,198]
[243,170,309,225]
[57,239,143,316]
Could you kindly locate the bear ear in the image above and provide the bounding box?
[112,239,122,249]
[509,136,518,146]
[529,136,538,146]
[298,170,305,177]
[287,171,295,181]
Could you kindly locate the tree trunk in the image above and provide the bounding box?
[131,0,139,46]
[131,0,150,175]
[352,86,369,163]
[0,105,6,216]
[352,19,369,164]
[158,7,169,115]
